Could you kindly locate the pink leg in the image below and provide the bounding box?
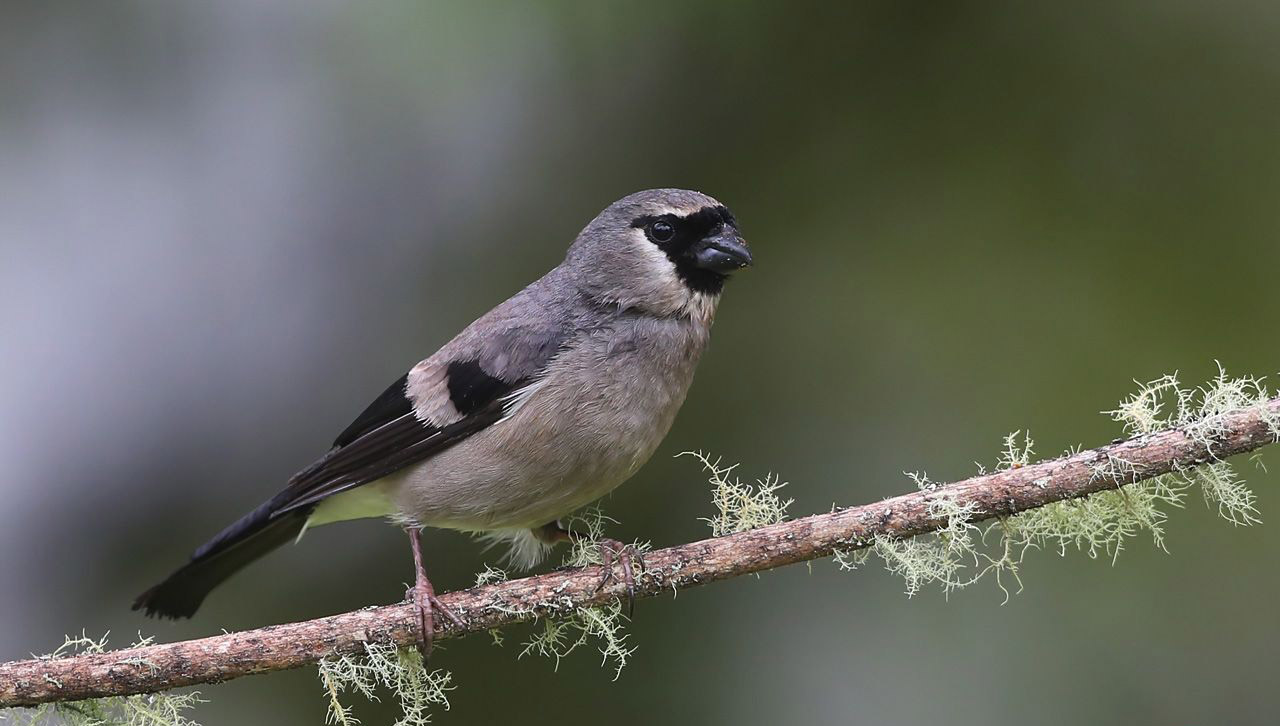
[406,528,464,660]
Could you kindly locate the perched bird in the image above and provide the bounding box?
[134,188,753,655]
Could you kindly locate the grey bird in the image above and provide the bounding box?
[133,188,752,655]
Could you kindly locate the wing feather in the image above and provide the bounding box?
[274,399,511,514]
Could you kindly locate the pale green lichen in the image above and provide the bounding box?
[473,564,508,587]
[1008,471,1186,561]
[834,472,1014,599]
[316,642,452,726]
[841,365,1272,600]
[518,507,640,680]
[996,429,1034,471]
[519,599,633,680]
[2,633,205,726]
[1105,363,1273,526]
[681,451,793,536]
[472,564,510,646]
[1194,460,1260,526]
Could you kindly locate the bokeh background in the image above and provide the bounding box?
[3,2,1279,724]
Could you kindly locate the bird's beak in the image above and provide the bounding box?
[694,231,753,273]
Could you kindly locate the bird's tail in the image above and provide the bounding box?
[132,499,310,618]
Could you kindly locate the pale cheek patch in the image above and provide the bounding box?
[629,228,699,314]
[631,228,682,285]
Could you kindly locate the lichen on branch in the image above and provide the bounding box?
[838,366,1276,601]
[3,365,1278,718]
[4,634,205,726]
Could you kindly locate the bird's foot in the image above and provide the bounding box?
[592,537,645,617]
[405,580,465,661]
[534,522,645,617]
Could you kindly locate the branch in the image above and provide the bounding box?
[3,397,1278,708]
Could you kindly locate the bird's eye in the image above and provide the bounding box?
[646,220,676,243]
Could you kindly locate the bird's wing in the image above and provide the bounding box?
[262,316,572,522]
[136,293,575,618]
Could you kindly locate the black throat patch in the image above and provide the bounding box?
[631,205,737,295]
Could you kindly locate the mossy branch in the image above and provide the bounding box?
[3,395,1278,709]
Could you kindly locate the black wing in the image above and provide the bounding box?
[333,372,414,447]
[273,370,523,515]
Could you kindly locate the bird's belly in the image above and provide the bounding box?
[389,402,673,531]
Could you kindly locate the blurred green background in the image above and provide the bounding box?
[2,2,1279,724]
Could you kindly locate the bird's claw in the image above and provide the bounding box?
[408,583,434,661]
[538,523,646,617]
[406,584,464,662]
[594,538,644,617]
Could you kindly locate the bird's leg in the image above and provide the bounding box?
[535,521,644,616]
[405,528,464,661]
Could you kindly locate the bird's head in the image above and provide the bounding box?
[566,188,752,320]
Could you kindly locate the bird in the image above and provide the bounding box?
[133,188,753,656]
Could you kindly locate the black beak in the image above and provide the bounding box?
[693,231,753,273]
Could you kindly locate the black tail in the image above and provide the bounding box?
[133,499,311,618]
